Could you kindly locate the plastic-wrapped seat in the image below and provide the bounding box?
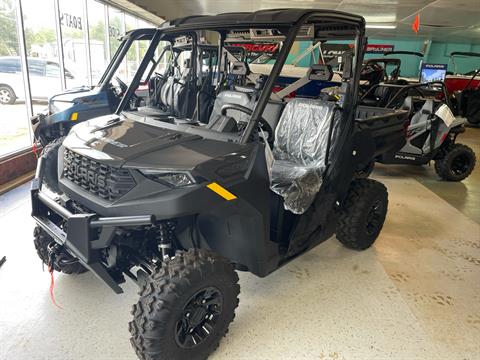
[270,98,337,214]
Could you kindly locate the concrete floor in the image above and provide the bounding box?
[0,128,479,360]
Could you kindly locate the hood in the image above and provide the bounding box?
[63,115,246,170]
[49,86,98,104]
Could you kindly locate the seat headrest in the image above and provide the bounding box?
[308,64,333,81]
[421,100,434,114]
[208,90,252,125]
[402,97,414,112]
[374,85,390,98]
[231,61,250,76]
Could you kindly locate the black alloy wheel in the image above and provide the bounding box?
[434,143,476,181]
[450,153,472,177]
[175,286,223,349]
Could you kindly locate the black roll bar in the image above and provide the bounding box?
[464,68,480,90]
[386,81,451,109]
[384,51,424,58]
[99,28,157,90]
[116,30,164,114]
[239,23,299,143]
[362,81,452,109]
[450,52,480,58]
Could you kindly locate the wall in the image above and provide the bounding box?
[289,38,480,79]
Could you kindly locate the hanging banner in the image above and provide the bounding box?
[366,44,395,54]
[229,43,279,62]
[321,44,353,65]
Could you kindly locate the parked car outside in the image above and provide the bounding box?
[0,56,80,104]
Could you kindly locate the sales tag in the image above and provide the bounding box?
[435,104,455,127]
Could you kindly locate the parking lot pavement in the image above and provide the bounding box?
[0,102,46,157]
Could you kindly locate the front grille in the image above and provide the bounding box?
[63,148,135,201]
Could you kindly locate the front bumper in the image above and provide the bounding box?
[31,157,156,293]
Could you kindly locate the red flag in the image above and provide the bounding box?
[412,14,420,34]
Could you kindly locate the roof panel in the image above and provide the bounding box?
[165,8,365,29]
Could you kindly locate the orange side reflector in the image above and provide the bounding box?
[70,112,78,121]
[207,182,237,201]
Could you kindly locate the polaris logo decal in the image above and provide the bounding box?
[68,161,107,188]
[98,136,128,148]
[395,154,416,161]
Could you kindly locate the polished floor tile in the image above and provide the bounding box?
[0,128,479,360]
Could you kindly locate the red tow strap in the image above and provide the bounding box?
[48,266,63,309]
[32,142,40,159]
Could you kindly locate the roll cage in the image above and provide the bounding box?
[360,81,453,109]
[383,51,424,58]
[117,9,366,144]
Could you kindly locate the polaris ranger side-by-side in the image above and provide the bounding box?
[31,10,409,360]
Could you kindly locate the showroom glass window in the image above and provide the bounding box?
[0,0,33,156]
[110,35,155,96]
[87,0,108,84]
[125,13,138,81]
[137,19,151,60]
[23,0,62,100]
[0,0,157,159]
[59,0,89,89]
[108,6,124,59]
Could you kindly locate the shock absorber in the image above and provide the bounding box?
[157,220,176,259]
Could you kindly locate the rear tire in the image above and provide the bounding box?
[434,143,476,181]
[41,136,65,193]
[129,249,240,360]
[33,226,87,274]
[336,179,388,250]
[467,113,480,125]
[0,85,16,104]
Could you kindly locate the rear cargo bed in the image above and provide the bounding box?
[355,106,408,157]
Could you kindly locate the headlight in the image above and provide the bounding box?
[140,170,196,188]
[50,100,74,113]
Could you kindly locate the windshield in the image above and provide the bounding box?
[97,30,165,90]
[117,20,362,144]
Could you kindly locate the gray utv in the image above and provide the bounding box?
[359,81,476,181]
[31,9,408,360]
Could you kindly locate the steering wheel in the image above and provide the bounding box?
[361,63,384,84]
[220,104,274,143]
[114,76,141,106]
[114,76,128,94]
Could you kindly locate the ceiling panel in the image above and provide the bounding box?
[125,0,480,42]
[400,6,480,28]
[336,0,433,23]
